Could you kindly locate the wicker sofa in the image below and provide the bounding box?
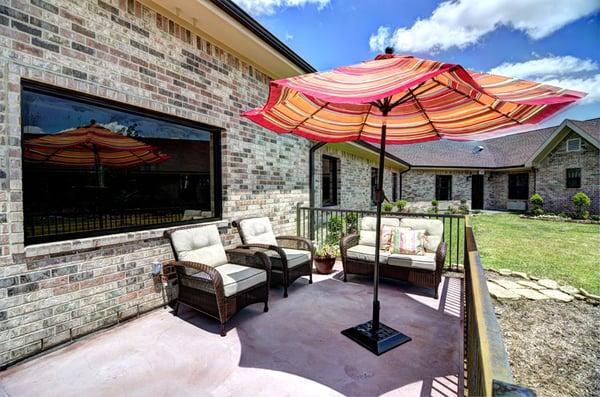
[232,217,314,298]
[165,224,271,336]
[340,216,447,298]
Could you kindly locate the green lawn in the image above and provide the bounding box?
[471,213,600,294]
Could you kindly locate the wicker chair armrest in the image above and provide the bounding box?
[435,242,448,273]
[275,236,314,257]
[237,244,289,277]
[165,260,225,298]
[226,248,272,273]
[340,233,359,257]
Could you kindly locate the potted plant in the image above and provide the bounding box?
[314,243,339,274]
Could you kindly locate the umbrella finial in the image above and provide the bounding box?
[384,46,394,54]
[90,119,96,126]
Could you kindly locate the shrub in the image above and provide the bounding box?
[531,207,544,216]
[458,200,470,215]
[430,200,439,214]
[345,212,358,234]
[591,215,600,222]
[396,199,407,212]
[325,215,344,245]
[572,192,591,219]
[529,193,544,207]
[383,202,393,212]
[315,243,340,258]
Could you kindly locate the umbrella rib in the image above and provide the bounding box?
[432,77,523,125]
[357,103,374,141]
[408,87,441,139]
[290,99,330,132]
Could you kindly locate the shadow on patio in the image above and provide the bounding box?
[0,264,463,397]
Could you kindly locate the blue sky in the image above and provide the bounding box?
[234,0,600,126]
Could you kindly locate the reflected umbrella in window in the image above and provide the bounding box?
[23,120,170,186]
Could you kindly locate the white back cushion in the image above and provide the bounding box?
[400,218,444,252]
[358,216,400,247]
[170,225,228,268]
[239,217,278,246]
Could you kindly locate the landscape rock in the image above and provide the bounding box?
[559,285,580,296]
[511,271,530,280]
[513,288,549,300]
[540,289,574,302]
[517,280,544,290]
[492,279,522,290]
[579,288,600,300]
[487,281,520,300]
[529,275,540,281]
[498,268,512,276]
[538,279,559,289]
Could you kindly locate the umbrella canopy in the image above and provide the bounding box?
[243,51,584,355]
[243,53,584,143]
[24,122,170,168]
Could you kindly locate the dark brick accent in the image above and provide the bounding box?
[131,25,149,38]
[8,283,39,296]
[117,262,136,271]
[11,20,42,37]
[69,271,94,283]
[0,5,28,23]
[30,0,59,14]
[0,15,8,26]
[72,23,95,38]
[97,0,119,15]
[62,66,87,80]
[139,66,155,78]
[0,311,6,321]
[29,17,59,34]
[130,39,148,53]
[111,14,130,29]
[52,265,79,277]
[0,277,17,288]
[32,37,59,52]
[20,270,51,283]
[71,41,94,55]
[148,48,164,59]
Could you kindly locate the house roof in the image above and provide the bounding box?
[383,118,599,169]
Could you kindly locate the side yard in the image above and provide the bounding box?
[471,213,600,294]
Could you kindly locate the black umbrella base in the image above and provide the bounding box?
[342,320,411,356]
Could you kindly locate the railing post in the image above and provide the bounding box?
[296,202,301,236]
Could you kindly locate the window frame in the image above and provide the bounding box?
[321,155,339,207]
[392,172,398,202]
[566,168,581,189]
[370,167,378,205]
[21,80,223,245]
[566,138,581,152]
[435,175,453,201]
[508,173,529,200]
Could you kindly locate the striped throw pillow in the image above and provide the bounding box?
[389,228,427,255]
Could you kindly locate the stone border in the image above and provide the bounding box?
[519,214,600,224]
[486,268,599,305]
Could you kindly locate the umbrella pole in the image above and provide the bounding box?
[341,108,411,355]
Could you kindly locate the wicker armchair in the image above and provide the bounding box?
[232,217,314,298]
[340,216,447,299]
[165,224,271,336]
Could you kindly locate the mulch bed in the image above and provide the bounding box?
[493,298,600,397]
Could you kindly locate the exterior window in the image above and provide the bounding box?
[392,172,398,202]
[371,167,378,204]
[566,138,581,152]
[21,82,221,245]
[435,175,452,200]
[508,173,529,200]
[566,168,581,188]
[322,155,338,206]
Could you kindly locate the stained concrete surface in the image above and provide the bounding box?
[0,264,463,397]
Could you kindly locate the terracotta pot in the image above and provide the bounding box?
[314,256,336,274]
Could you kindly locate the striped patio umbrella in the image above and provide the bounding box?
[24,122,170,169]
[243,50,585,355]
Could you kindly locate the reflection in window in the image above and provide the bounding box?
[322,155,338,207]
[21,83,221,244]
[508,173,529,200]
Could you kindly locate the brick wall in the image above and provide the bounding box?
[535,132,600,214]
[313,145,401,210]
[401,169,474,204]
[0,0,310,366]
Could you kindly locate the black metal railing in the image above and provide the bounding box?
[296,205,465,271]
[464,217,535,396]
[24,207,213,245]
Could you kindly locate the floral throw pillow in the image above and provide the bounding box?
[389,228,427,255]
[380,225,395,251]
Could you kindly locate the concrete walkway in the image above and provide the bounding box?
[0,264,464,397]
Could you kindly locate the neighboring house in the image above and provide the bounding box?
[385,118,600,214]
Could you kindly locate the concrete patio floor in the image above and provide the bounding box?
[0,263,464,397]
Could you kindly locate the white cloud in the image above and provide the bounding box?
[234,0,330,15]
[369,0,600,53]
[489,56,600,104]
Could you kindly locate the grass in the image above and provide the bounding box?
[471,213,600,294]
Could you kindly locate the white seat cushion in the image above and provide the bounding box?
[211,263,267,297]
[265,248,310,268]
[238,217,278,246]
[170,225,228,274]
[358,216,400,247]
[388,252,436,271]
[346,244,390,264]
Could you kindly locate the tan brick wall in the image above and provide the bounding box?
[0,0,309,366]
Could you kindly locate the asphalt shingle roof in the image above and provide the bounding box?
[383,118,599,168]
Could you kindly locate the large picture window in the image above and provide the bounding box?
[21,82,221,244]
[435,175,452,200]
[508,173,529,200]
[321,155,338,206]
